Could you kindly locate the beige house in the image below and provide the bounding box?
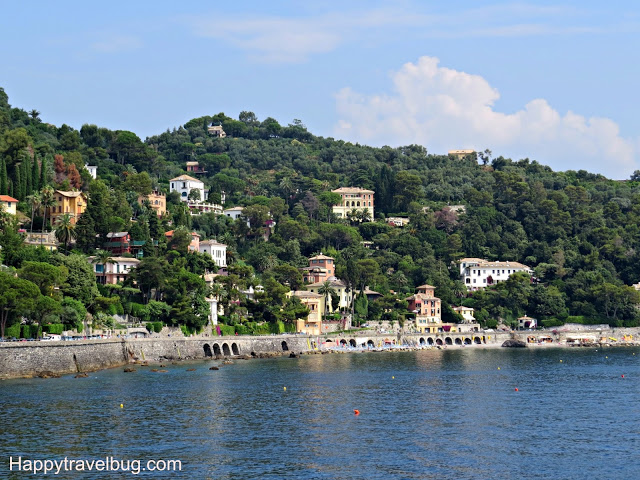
[448,149,476,159]
[460,257,532,291]
[0,195,18,215]
[289,291,325,335]
[306,277,353,312]
[332,187,375,220]
[208,125,226,137]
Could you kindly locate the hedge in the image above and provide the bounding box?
[5,324,20,338]
[43,324,64,334]
[219,324,235,336]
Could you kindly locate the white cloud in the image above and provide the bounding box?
[91,35,142,53]
[334,56,639,179]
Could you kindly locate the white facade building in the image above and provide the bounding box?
[223,206,244,220]
[460,257,532,291]
[85,165,97,179]
[199,240,227,268]
[170,175,206,203]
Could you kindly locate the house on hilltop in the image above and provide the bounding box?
[331,187,375,220]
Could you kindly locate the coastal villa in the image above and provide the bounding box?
[289,291,325,336]
[407,285,442,333]
[49,190,87,225]
[104,232,131,255]
[89,256,140,285]
[302,254,335,283]
[0,195,18,215]
[331,187,375,220]
[459,257,532,291]
[448,149,476,159]
[306,277,353,312]
[186,161,206,175]
[199,239,227,269]
[223,206,244,221]
[452,306,476,323]
[165,229,200,252]
[452,306,481,332]
[386,216,410,227]
[138,190,166,217]
[207,124,226,137]
[518,315,537,330]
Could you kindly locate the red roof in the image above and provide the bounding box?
[0,195,18,202]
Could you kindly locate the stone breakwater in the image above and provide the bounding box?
[1,328,638,379]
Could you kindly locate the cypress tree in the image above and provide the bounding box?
[0,157,7,195]
[40,156,47,187]
[24,156,32,197]
[32,156,40,191]
[14,165,22,201]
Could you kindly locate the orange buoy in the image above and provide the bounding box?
[515,388,519,392]
[354,409,360,415]
[621,375,625,378]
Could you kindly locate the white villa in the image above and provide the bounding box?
[199,240,227,269]
[459,257,532,291]
[170,175,207,202]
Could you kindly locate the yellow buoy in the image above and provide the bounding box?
[497,367,501,370]
[392,376,395,379]
[560,360,563,363]
[283,387,287,391]
[120,404,123,408]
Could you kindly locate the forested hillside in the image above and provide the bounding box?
[1,86,640,336]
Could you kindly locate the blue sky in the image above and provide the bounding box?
[1,1,639,179]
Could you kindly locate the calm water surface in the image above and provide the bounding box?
[2,347,640,479]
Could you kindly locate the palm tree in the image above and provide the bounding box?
[40,186,55,244]
[26,193,41,233]
[317,280,337,319]
[29,109,41,122]
[92,250,116,285]
[55,213,77,253]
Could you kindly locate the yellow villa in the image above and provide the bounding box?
[289,291,325,335]
[49,190,87,225]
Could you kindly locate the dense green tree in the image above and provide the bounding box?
[0,272,40,338]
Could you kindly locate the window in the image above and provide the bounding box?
[171,183,174,189]
[473,279,476,283]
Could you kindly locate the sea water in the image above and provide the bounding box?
[1,347,639,479]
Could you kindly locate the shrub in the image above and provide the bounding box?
[219,324,235,336]
[542,318,564,328]
[152,321,163,333]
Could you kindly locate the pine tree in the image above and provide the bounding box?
[0,157,7,195]
[32,157,40,191]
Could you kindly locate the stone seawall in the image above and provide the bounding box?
[0,335,313,379]
[2,327,638,380]
[0,340,129,379]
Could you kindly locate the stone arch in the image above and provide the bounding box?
[231,343,239,355]
[349,339,356,347]
[203,344,213,357]
[455,338,462,345]
[436,338,443,346]
[367,340,374,348]
[445,337,453,345]
[427,337,434,345]
[419,337,426,345]
[464,337,472,345]
[281,341,289,351]
[340,339,347,346]
[222,343,231,356]
[474,337,482,344]
[213,344,221,355]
